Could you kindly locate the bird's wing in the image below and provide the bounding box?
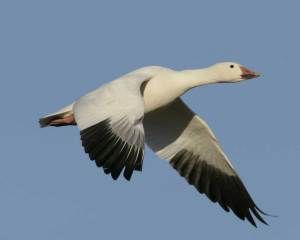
[144,98,267,226]
[73,72,153,181]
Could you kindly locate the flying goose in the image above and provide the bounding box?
[39,62,269,226]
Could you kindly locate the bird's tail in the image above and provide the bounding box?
[39,103,76,128]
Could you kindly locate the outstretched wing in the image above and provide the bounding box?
[73,71,153,180]
[144,98,268,226]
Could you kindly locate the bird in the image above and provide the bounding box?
[39,62,269,227]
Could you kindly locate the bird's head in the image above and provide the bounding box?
[209,62,260,83]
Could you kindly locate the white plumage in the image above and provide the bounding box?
[39,62,269,226]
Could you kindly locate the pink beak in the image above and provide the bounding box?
[240,66,261,79]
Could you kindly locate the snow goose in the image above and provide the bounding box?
[39,62,268,226]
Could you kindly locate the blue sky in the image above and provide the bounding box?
[0,0,299,239]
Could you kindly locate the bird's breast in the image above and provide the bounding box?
[143,75,186,113]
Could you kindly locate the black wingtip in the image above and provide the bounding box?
[255,205,278,218]
[80,119,144,181]
[249,205,277,227]
[123,174,132,181]
[246,205,270,227]
[169,149,273,228]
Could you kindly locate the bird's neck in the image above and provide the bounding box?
[179,68,220,90]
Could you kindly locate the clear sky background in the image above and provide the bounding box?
[0,0,299,239]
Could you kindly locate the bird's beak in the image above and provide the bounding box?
[240,66,261,80]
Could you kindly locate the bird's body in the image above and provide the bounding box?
[142,67,183,112]
[39,62,269,226]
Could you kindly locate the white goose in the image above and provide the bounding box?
[40,62,268,226]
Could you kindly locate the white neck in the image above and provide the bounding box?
[143,66,222,113]
[179,67,220,90]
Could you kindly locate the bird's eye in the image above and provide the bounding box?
[230,65,234,68]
